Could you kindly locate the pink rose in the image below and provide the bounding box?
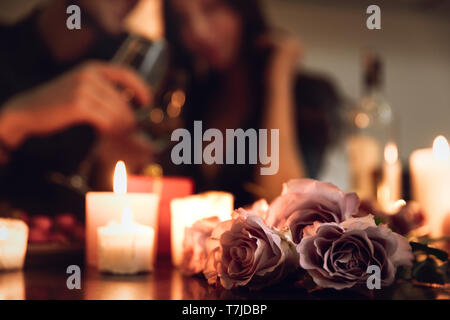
[203,208,297,290]
[298,216,414,290]
[266,179,360,244]
[181,217,221,275]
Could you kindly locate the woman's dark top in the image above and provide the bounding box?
[164,56,342,208]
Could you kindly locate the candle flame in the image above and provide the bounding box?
[113,161,127,194]
[121,205,134,227]
[433,136,450,161]
[0,226,9,241]
[384,142,399,164]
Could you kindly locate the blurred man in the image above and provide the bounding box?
[0,0,153,216]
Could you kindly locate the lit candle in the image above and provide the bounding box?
[98,205,154,274]
[0,271,25,300]
[128,174,194,256]
[0,219,28,271]
[86,161,160,266]
[170,192,233,266]
[410,136,450,237]
[377,142,402,213]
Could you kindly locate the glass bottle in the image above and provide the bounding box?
[346,52,396,200]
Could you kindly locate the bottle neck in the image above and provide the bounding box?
[363,82,383,98]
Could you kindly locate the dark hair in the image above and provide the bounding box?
[163,0,268,73]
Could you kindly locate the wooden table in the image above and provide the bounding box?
[1,256,449,300]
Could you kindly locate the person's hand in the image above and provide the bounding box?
[257,32,303,81]
[0,61,152,148]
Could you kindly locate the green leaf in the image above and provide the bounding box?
[410,241,449,261]
[374,217,384,226]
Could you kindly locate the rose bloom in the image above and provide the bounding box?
[203,209,297,290]
[298,216,414,290]
[266,179,360,244]
[181,217,221,275]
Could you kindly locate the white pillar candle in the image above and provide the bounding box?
[170,192,233,266]
[98,206,155,275]
[0,219,28,271]
[378,142,402,213]
[86,161,160,266]
[410,136,450,237]
[0,271,25,300]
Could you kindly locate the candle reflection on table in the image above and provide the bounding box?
[169,271,211,300]
[84,272,156,300]
[0,271,25,300]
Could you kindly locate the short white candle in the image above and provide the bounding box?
[0,219,28,271]
[410,136,450,237]
[86,161,160,266]
[170,192,233,266]
[98,206,155,275]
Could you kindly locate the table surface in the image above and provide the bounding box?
[1,255,449,300]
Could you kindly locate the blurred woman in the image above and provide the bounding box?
[163,0,341,206]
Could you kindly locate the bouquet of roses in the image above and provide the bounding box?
[179,179,447,291]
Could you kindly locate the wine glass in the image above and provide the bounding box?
[47,35,175,195]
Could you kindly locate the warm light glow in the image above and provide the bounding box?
[377,186,405,214]
[355,112,370,129]
[433,135,450,161]
[393,199,407,211]
[150,108,164,124]
[0,272,25,300]
[125,0,163,40]
[121,206,134,228]
[170,192,234,266]
[260,200,269,212]
[377,184,390,205]
[0,226,8,241]
[384,142,399,164]
[171,90,186,108]
[113,161,127,194]
[167,104,182,118]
